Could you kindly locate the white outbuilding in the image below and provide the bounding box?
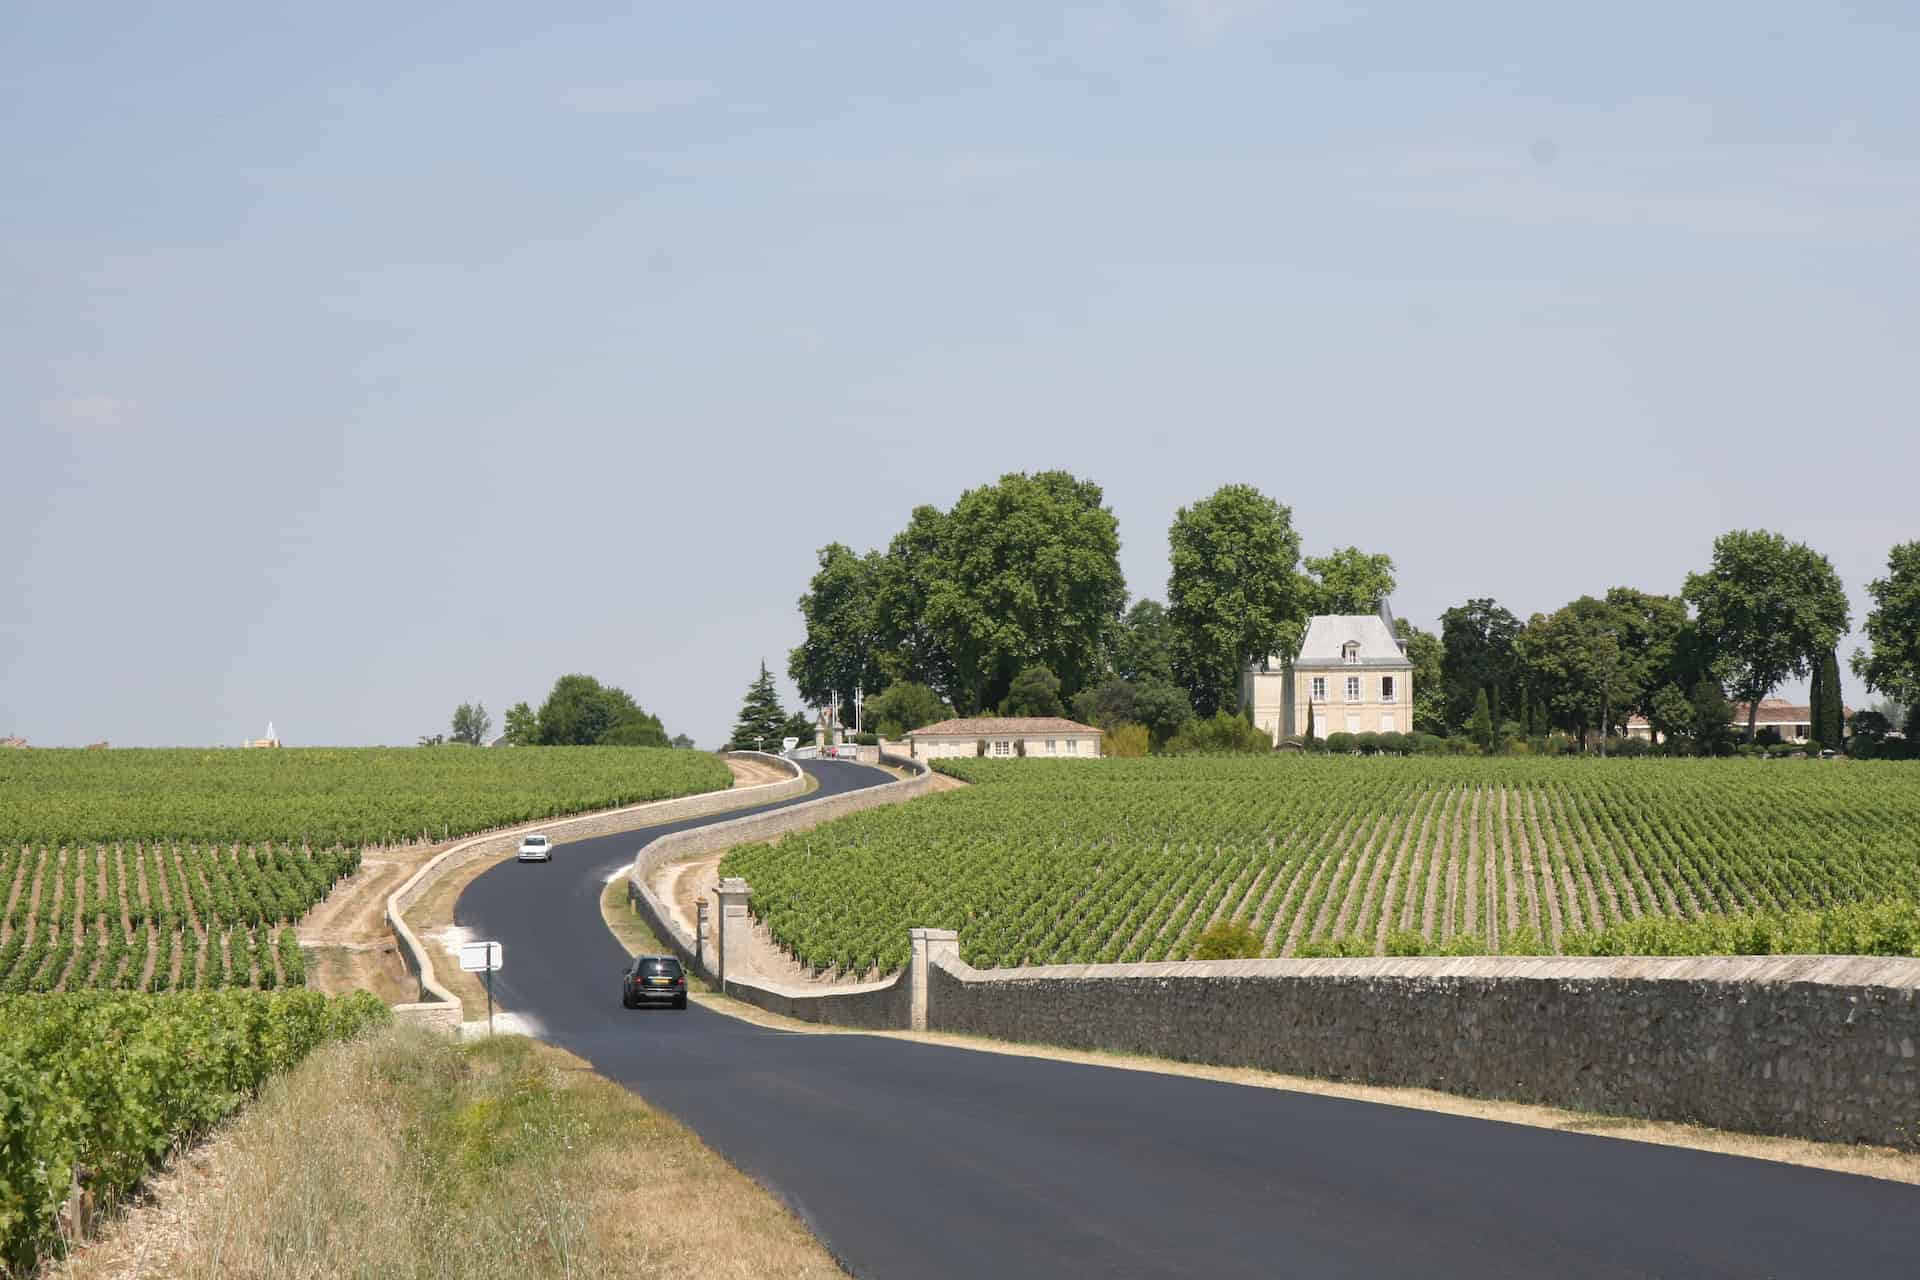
[905,717,1104,761]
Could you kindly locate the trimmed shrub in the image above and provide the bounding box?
[1355,732,1383,755]
[1324,732,1357,755]
[1191,919,1262,960]
[1105,722,1150,758]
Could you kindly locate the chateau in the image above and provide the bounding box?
[1240,601,1415,745]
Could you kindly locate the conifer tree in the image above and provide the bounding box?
[1809,656,1827,748]
[1305,698,1315,743]
[729,661,790,751]
[1821,649,1845,746]
[1469,688,1492,751]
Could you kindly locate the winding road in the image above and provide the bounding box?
[458,760,1920,1278]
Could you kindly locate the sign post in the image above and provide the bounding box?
[458,941,504,1035]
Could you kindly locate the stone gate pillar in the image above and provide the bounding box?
[909,928,960,1032]
[696,898,711,968]
[715,877,752,988]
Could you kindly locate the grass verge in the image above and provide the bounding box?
[55,1023,844,1279]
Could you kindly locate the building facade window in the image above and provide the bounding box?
[1380,713,1396,733]
[993,740,1012,756]
[1346,714,1361,734]
[1311,676,1327,702]
[1345,675,1362,702]
[1067,739,1079,754]
[1046,739,1057,754]
[1381,675,1396,703]
[1342,641,1361,664]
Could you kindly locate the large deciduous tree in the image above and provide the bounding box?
[449,701,491,747]
[1516,598,1641,752]
[1167,485,1305,717]
[534,674,669,747]
[1439,598,1522,732]
[1684,530,1851,741]
[1394,619,1448,736]
[1851,542,1920,715]
[1301,547,1396,616]
[788,543,890,718]
[872,472,1126,714]
[729,661,790,751]
[502,701,537,746]
[1000,665,1065,717]
[1113,599,1177,686]
[862,681,951,738]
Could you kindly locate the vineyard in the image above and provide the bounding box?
[0,840,356,994]
[721,757,1920,975]
[0,989,389,1270]
[0,746,733,849]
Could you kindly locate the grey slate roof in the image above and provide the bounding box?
[1287,612,1410,670]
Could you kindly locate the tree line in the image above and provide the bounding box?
[787,471,1920,756]
[430,676,694,750]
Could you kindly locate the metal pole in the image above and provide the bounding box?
[486,966,494,1037]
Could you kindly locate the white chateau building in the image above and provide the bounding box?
[1241,602,1415,745]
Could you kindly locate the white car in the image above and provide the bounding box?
[517,833,553,862]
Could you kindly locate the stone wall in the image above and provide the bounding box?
[386,752,804,1026]
[919,948,1920,1150]
[624,752,932,1006]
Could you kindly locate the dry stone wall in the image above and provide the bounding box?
[920,951,1920,1150]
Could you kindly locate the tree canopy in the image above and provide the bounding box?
[865,472,1125,714]
[533,674,669,747]
[1167,485,1304,716]
[787,543,889,715]
[1851,541,1920,710]
[1302,547,1396,616]
[1112,599,1177,686]
[1001,665,1064,717]
[449,701,491,747]
[863,681,951,738]
[1438,598,1521,731]
[1684,529,1850,740]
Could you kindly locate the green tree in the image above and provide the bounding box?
[1439,599,1521,732]
[729,661,790,751]
[1394,619,1447,736]
[788,543,890,717]
[1819,649,1844,747]
[1684,529,1851,742]
[1164,710,1273,755]
[1167,485,1305,716]
[1809,652,1829,748]
[1132,680,1195,745]
[872,472,1126,713]
[1851,542,1920,715]
[1301,547,1396,615]
[1602,588,1698,733]
[1001,665,1065,717]
[779,711,815,746]
[449,701,491,747]
[1468,688,1492,751]
[670,733,696,749]
[1690,678,1735,756]
[863,682,951,737]
[1113,599,1178,685]
[1516,598,1640,752]
[534,674,667,747]
[1070,679,1137,730]
[502,701,537,746]
[1648,682,1694,751]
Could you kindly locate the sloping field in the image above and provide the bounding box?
[0,747,734,993]
[0,746,733,848]
[722,757,1920,974]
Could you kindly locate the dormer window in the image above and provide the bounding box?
[1342,641,1360,664]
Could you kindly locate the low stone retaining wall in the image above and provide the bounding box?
[917,947,1920,1149]
[625,752,931,994]
[386,751,803,1027]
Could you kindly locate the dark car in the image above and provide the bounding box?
[621,955,688,1009]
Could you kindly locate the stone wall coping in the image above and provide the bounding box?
[727,970,904,1001]
[385,750,802,1022]
[930,951,1920,990]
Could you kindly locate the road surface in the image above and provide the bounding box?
[458,759,1920,1278]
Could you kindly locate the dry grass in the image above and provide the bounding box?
[54,1024,844,1280]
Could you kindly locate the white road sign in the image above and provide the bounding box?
[459,941,504,973]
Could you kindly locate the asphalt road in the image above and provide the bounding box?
[459,759,1920,1279]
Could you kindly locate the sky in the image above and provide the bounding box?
[4,2,1918,748]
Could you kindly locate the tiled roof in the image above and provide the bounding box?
[908,717,1102,737]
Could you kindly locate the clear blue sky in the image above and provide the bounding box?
[4,2,1916,746]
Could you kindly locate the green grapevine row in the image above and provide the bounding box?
[720,757,1920,973]
[0,989,389,1272]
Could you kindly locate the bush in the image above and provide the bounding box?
[1324,731,1357,754]
[1383,929,1428,957]
[1105,722,1150,758]
[1409,732,1446,755]
[1376,731,1408,756]
[1354,732,1382,755]
[1500,924,1546,955]
[851,732,879,746]
[1162,711,1274,756]
[1191,919,1262,960]
[1610,737,1652,757]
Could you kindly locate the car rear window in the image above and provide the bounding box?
[640,959,681,977]
[525,835,546,844]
